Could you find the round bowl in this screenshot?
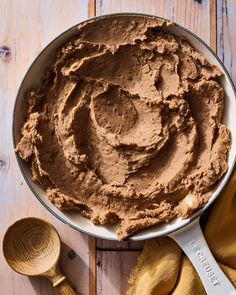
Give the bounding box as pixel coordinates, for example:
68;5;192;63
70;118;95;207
13;13;236;241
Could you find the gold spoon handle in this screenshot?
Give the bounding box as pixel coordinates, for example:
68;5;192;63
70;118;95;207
56;279;77;295
49;266;77;295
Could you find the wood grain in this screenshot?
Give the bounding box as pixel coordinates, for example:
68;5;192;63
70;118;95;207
217;0;236;84
88;0;96;17
0;1;89;294
210;0;217;51
96;251;139;295
96;239;143;250
96;0;211;44
89;236;97;295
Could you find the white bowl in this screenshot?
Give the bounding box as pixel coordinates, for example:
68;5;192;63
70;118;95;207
13;13;236;241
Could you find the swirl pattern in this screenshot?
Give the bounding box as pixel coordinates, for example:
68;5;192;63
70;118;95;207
17;16;230;239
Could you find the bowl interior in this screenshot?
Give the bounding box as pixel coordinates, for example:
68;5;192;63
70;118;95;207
13;14;236;241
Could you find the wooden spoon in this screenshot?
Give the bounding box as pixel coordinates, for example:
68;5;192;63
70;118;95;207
3;217;76;295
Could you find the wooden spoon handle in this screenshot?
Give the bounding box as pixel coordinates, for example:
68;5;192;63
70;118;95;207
56;279;77;295
48;265;77;295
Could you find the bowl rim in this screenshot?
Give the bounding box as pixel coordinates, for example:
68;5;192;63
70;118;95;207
12;12;236;241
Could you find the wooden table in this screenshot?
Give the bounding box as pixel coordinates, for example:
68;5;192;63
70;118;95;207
0;0;235;294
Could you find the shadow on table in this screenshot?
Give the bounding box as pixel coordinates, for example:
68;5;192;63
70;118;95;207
29;241;87;295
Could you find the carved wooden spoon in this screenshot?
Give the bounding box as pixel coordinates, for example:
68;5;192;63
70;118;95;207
3;217;76;295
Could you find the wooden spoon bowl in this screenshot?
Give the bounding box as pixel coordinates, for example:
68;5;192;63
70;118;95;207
3;217;76;295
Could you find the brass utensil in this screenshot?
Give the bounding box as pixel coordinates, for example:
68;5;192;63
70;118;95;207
3;217;76;295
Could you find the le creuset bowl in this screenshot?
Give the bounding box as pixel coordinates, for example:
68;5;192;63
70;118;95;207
13;14;236;294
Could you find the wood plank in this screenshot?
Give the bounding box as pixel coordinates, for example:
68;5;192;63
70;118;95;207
89;237;97;295
88;0;96;17
217;0;236;84
96;0;211;44
210;0;217;51
96;239;143;250
97;251;140;295
0;1;89;294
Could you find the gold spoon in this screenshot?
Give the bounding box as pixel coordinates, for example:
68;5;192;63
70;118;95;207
3;217;76;295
